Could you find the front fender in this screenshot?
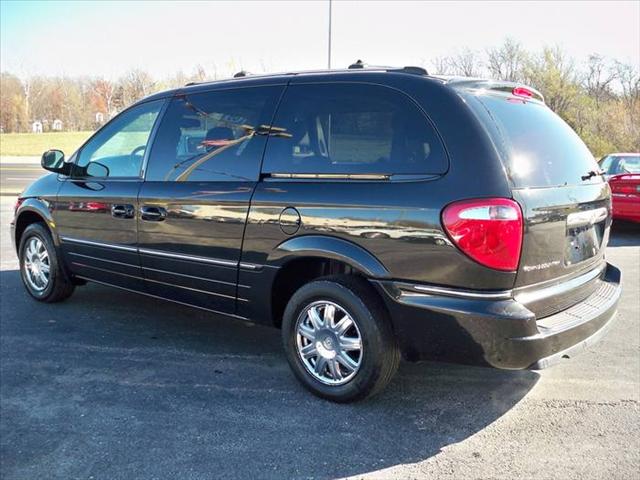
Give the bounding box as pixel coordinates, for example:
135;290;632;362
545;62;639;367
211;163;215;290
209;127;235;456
14;197;60;247
271;235;390;278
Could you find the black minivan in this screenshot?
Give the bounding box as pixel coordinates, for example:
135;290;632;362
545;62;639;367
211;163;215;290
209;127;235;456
11;66;622;402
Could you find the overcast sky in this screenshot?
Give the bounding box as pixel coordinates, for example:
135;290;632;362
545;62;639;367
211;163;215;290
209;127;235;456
1;0;638;79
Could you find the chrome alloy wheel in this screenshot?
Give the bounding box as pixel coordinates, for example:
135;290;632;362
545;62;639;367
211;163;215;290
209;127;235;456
23;237;50;292
295;300;363;386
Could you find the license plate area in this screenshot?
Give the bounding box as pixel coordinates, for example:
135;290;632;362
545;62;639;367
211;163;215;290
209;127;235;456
565;221;605;266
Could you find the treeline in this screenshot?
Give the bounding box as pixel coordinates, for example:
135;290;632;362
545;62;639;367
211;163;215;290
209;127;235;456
432;40;639;156
1;39;638;156
0;67;208;134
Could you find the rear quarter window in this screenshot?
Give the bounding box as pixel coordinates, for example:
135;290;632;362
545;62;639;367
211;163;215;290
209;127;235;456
262;83;448;176
468;93;601;188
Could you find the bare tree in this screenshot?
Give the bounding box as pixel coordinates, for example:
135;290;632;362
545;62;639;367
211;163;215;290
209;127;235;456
614;61;640;106
432;48;483;77
582;54;617;105
431;56;452;75
613;60;640;149
524;46;578;115
118;69;155;107
486;38;527;82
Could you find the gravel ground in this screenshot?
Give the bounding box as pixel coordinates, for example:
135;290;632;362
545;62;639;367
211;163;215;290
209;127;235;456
1;195;638;480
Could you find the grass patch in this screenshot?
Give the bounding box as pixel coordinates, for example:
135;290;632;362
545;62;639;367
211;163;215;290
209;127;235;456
0;131;93;157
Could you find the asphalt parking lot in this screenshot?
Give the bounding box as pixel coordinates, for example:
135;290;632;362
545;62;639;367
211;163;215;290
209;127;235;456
0;192;638;480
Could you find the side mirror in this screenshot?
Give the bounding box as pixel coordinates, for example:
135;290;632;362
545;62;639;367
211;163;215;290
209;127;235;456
41;149;70;175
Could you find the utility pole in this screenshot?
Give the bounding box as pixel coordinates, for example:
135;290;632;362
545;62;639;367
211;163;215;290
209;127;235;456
327;0;332;69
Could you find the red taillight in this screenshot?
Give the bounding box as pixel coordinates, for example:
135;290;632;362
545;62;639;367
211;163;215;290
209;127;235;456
609;176;640;194
442;198;523;271
613;184;637;194
512;87;534;99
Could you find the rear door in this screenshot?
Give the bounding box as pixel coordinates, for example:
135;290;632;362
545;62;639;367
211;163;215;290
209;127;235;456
466;93;611;304
239;81;450;321
137;85;284;314
54;99;164;291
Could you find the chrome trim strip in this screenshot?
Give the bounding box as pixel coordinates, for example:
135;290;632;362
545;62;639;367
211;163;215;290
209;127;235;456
68;252;139;269
71;261;145;281
268;173;390;181
60;236;137;253
138;248;238;268
74;263;236;300
239;262;260;271
74;276;249;321
566;207;608;227
514;263;606;306
62;236;265;271
141;265;238;287
143;276;236;300
411;284;513;300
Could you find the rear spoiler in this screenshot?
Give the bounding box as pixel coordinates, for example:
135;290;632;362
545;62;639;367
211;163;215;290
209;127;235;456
439;77;545;103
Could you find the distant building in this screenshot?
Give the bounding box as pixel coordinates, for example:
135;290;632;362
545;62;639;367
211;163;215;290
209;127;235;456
32;121;43;134
52;119;63;131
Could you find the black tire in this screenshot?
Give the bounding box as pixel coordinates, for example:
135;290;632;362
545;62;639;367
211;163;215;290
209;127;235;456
18;223;75;303
282;275;400;402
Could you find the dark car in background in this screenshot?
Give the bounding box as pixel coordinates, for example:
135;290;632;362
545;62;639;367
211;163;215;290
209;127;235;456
599;153;640;223
11;66;622;402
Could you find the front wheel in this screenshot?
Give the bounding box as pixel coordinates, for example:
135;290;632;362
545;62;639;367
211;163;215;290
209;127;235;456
19;223;75;302
282;276;400;402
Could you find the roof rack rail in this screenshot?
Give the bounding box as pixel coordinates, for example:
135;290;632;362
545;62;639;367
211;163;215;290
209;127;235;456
394;66;429;75
348;60;428;76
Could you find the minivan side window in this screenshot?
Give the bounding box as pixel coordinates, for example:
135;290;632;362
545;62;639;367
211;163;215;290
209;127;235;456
146;86;283;182
262;83;447;175
75;100;163;178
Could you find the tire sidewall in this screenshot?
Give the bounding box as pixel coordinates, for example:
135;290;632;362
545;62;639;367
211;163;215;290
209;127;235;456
19;224;59;301
282;279;389;402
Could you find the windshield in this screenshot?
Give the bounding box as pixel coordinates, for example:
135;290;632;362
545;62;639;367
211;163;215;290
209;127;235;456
468;93;601;188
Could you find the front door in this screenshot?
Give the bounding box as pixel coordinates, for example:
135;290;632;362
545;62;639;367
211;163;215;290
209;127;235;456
54;99;165;291
137;85;285;315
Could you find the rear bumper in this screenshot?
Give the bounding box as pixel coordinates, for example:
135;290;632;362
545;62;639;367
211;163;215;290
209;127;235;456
374;262;621;369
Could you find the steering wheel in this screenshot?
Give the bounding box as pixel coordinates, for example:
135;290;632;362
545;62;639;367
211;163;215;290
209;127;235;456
131;145;146;159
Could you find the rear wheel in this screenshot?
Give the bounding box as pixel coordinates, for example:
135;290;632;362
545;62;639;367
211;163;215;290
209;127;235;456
282;276;400;402
19;223;74;302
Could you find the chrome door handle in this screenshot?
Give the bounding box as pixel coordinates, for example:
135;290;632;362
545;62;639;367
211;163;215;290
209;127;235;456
111;204;135;218
140;205;167;221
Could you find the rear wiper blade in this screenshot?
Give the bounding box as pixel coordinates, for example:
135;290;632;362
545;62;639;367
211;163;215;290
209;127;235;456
581;169;605;181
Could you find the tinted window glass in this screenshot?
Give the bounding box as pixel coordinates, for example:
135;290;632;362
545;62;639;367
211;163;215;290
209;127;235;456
599;155;615;174
615;155;640;174
75;100;163;178
470;94;600;187
146;86;282;182
262;83;447;175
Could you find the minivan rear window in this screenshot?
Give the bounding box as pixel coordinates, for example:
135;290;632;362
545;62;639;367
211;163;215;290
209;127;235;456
468;94;601;188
